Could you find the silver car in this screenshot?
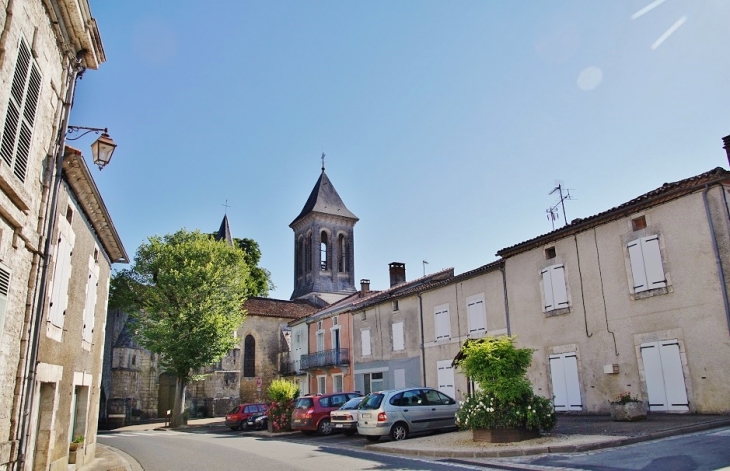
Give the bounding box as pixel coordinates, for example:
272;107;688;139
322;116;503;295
356;388;459;442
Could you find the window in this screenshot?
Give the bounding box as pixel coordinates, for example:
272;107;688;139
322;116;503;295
628;236;666;293
466;294;487;337
361;329;371;356
316;329;324;352
332;374;343;393
392;321;404;351
243;335;255;377
296;237;304;275
332;316;338;325
0;264;10;336
338;234;347;272
48;233;73;328
545;247;556;259
1;38;42;183
392;300;399;311
363;372;383;394
632;216;647;231
541;264;569;312
82;267;99;343
65;206;74;224
306;232;312;273
434;304;451;340
320;231;328;270
317;375;326;394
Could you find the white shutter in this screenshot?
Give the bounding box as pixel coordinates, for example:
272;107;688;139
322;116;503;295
49;234;72;327
394;368;406;389
641;343;667;410
549;355;567;409
316;331;324;352
434;305;451;340
82;270;98;343
550;353;582;411
0;266;10;335
563;354;582;408
641;236;666;290
642;340;688;412
436;360;455;399
392;322;404;351
361;329;371;356
628;239;648;292
550;265;569;308
466;297;486;337
541;268;554;310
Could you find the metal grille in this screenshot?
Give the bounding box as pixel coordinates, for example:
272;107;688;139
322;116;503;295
0;267;9;296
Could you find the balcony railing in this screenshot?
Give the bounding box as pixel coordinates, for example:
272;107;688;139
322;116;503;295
300;348;350;370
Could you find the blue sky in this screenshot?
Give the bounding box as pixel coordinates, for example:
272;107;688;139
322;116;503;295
72;1;730;300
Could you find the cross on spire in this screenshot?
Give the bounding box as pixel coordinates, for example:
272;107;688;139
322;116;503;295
222;199;231;215
321;152;326;172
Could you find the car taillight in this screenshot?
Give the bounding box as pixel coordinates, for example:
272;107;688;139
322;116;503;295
305;408;314;417
377;412;387;422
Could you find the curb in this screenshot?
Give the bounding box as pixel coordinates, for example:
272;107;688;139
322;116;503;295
364;418;730;458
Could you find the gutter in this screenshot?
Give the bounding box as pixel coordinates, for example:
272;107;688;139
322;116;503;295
702;183;730;335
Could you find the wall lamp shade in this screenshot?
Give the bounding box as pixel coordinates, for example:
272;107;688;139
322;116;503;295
91;132;117;170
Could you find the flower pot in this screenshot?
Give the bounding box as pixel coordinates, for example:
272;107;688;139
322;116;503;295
609;401;647;421
69;442;82;451
472;427;540;443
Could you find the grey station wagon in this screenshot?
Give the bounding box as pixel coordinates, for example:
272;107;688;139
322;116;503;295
356;387;459;441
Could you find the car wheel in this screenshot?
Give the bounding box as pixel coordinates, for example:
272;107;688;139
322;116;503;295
390;422;408;441
238;421;247;431
343;430;356;437
365;435;380;442
318;419;333;436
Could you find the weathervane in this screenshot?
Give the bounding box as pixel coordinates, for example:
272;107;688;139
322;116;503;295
321;152;326;171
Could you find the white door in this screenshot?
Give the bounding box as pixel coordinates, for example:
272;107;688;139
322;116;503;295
436;360;455;399
549;353;582;411
640;340;689;412
393;369;406;389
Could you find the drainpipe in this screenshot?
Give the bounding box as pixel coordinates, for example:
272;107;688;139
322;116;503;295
417;293;427;386
499;264;511;335
15;50;86;471
703;184;730;335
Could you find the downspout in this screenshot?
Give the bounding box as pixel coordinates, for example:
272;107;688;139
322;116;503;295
703;184;730;334
15;50;86;471
417;293;426;386
499;264;511;335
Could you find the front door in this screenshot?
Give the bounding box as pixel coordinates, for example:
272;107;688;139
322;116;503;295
641;340;689;412
549;352;582;411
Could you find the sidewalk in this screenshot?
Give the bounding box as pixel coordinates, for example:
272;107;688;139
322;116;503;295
79;414;730;470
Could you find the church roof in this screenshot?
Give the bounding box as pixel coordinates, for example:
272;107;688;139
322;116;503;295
216;214;233;245
290;170;358;227
243;297;319;319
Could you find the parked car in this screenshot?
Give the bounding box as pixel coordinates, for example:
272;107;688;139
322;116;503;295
330;396;366;436
356;388;458;442
291;392;362;435
225;403;268;430
246;411;268;430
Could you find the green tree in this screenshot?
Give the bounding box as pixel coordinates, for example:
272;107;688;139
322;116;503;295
110;229;251;427
206;234;275;297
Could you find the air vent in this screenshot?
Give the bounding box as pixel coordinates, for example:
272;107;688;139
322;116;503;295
0;267;10;296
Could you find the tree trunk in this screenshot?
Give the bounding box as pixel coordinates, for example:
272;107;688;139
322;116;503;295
170;377;187;428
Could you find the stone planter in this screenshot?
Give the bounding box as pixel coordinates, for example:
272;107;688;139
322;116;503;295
472;427;540;443
609;401;647;421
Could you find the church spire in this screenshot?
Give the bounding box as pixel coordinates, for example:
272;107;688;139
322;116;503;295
215;214;233;246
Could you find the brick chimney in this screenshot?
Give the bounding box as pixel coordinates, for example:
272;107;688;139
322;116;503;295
360;279;370;295
389;262;406;287
724;134;730;166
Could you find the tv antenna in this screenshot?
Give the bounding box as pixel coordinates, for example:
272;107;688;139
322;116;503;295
545;181;574;230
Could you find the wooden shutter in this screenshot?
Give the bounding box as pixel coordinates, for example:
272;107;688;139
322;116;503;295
641;340;688;412
82;270;98;343
541;267;554;310
435;306;451;340
550;265;569;308
641;236;666;289
628;239;648;292
436;360;455;399
48;234;72;327
0;265;10;335
467;297;486;337
549;353;582;411
392;322;404;351
361;329;371;356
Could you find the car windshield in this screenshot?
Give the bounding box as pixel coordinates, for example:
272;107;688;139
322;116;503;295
294;398;314;409
339;397;363;410
359;393;384;410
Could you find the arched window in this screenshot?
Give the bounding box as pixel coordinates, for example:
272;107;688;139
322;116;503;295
243;335;255;378
305;233;312;273
296;237;305;275
320;231;328;270
338;234;347;272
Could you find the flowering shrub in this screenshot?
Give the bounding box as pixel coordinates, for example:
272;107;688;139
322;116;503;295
266;379;299;432
454;336;556;432
611;391;640;404
455;391;556;431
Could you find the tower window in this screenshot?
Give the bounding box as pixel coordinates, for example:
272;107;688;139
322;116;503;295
320;231;328;270
305;233;312;273
243;335;255;377
338;234;347;273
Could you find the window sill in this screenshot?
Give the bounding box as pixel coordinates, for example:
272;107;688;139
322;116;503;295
632;286;669;300
545;307;571;318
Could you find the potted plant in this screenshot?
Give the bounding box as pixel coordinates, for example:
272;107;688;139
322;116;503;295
454;336;556;442
69;435;84;451
609;392;647;421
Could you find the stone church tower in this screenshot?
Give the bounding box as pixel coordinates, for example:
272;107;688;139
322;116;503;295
290;165;358;304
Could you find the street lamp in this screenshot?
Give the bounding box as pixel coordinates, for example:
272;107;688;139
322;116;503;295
67;125;117;169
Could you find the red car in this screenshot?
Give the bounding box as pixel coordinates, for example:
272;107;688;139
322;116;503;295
291;392;362;435
225;403;267;430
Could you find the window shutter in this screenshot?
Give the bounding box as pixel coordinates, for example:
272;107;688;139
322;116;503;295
392;322;404;351
361;329;371;356
49;234;72;327
550;265;569;308
541;267;554;310
393;368;406;389
641;236;666;289
467;298;486;336
628;240;648;292
436;360;455;398
0;266;11;335
549;355;567;409
82;270;98;343
435;307;450;340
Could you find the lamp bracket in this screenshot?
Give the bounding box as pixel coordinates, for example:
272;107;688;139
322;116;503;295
67;125;108;141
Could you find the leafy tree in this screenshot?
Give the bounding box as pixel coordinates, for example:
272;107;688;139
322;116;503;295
206;234;275;297
110;229;252;427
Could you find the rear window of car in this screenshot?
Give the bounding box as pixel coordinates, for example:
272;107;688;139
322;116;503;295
227;405;241;415
360;393;384;410
340;397;363;410
295;398;314;409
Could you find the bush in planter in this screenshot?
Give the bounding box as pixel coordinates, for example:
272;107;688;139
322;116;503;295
266;379;299;432
454;336;556;434
609;391;646;421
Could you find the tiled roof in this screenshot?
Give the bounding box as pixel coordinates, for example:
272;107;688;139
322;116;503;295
351;267;456;311
243;297;318;319
290;170;358;227
497;167;730;258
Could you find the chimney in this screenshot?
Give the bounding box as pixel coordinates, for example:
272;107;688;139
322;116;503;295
360;279;370;295
389;262;406;287
724;135;730;166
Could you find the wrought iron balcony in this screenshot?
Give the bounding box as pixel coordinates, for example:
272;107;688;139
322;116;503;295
300;348;350;370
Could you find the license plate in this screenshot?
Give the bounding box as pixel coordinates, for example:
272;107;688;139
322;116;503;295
362;413;371;418
335;424;343;428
